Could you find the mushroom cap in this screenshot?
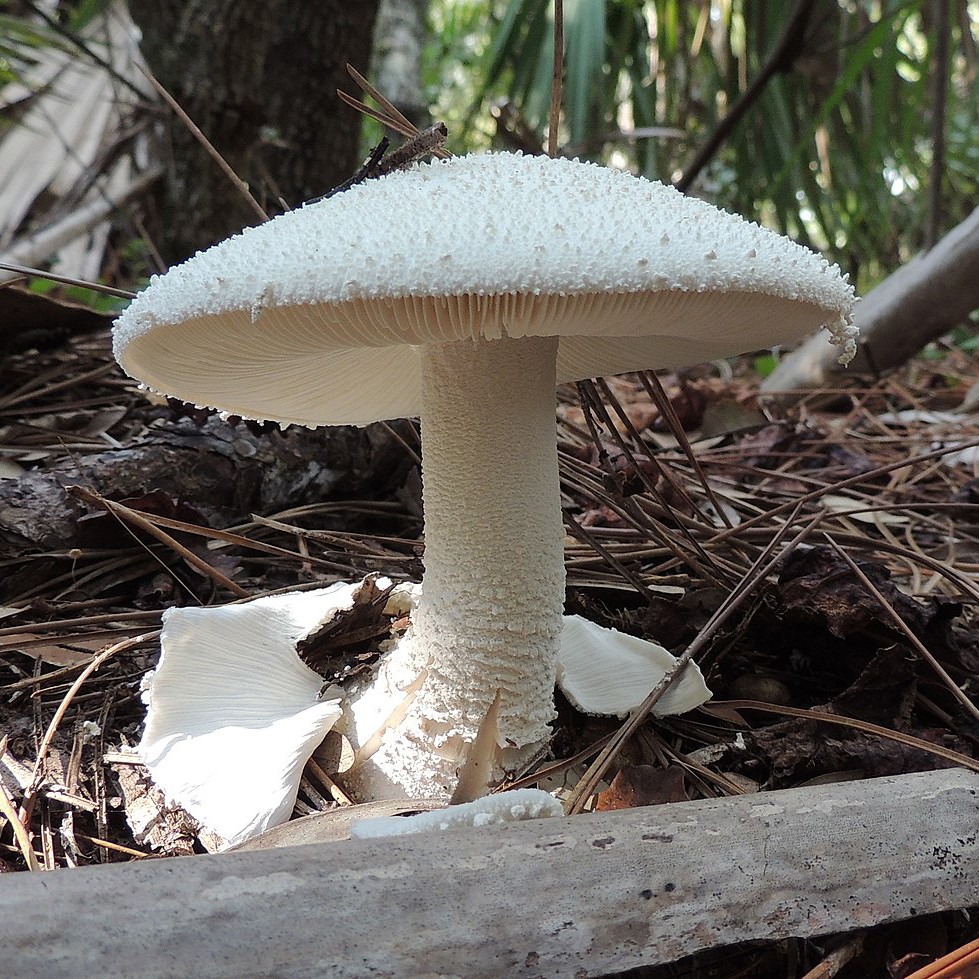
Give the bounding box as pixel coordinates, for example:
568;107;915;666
114;152;857;426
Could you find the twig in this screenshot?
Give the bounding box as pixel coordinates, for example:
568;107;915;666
638;371;734;529
586;377;719;545
330;64;452;208
19;632;159;830
0;752;40;871
337;89;420;140
345;64;421;143
307;138;390;204
800;934;865;979
67;486;250;598
572;381;727;585
675;0;817;192
703;437;979;552
377;420;422;468
316;123;448;206
502;733;616;792
0;261;135;299
905;936;979;979
563;513;663;599
547;0;564;157
0;610;163;639
137;65;269;223
374;124;449;176
0;361;115;411
341;64;451;160
306;758;353;807
330;69;450;202
74;834;153;860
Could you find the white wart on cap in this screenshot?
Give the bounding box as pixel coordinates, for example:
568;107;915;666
115;153;856;802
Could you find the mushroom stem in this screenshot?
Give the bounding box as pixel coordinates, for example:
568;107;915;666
417;334;566;743
348;334;565;799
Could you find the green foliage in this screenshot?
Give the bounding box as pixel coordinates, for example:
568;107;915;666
0;8;61;87
0;0;112;88
751;352;779;379
27;275;130;314
948;323;979;354
427;0;979;294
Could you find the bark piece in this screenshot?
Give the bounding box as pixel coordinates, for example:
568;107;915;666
1;768;976;976
0;415;405;559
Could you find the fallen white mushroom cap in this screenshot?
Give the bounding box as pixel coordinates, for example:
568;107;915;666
139;581;378;847
113;152;857;428
556;615;711;717
349;788;563;839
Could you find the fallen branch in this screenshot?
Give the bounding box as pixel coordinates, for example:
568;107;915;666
0;415;408;560
1;769;976;976
763;206;979;395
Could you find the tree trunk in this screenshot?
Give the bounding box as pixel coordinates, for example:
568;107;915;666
370;0;430;129
129;0;379;263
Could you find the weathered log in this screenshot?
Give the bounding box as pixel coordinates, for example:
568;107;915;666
0;414;411;559
1;768;976;977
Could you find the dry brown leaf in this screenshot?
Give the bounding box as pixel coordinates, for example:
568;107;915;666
595;764;688;811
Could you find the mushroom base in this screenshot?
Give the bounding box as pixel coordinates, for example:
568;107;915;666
343;335;566;800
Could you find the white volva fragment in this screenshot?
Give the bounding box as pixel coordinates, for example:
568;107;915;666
349;789;563;839
139;581;386;847
556;615;712;717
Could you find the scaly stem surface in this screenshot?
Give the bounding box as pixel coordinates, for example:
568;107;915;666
347;334;565;799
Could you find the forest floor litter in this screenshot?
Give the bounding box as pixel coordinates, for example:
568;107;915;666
2;305;979;977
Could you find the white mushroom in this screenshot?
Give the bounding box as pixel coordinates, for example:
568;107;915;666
138;578;706;844
114;152;857;801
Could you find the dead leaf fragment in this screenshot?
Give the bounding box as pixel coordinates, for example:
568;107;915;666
777;545;952;640
595;764;688;811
